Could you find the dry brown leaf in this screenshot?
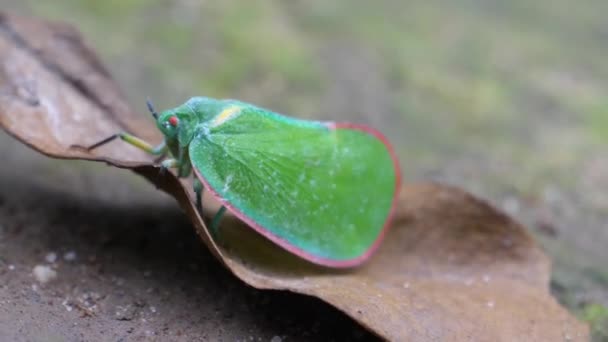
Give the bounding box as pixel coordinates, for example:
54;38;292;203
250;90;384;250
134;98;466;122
0;13;588;341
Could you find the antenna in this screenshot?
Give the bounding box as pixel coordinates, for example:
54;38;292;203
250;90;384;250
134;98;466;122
146;98;159;119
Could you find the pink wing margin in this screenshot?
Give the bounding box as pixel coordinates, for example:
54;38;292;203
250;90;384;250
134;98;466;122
193;122;402;268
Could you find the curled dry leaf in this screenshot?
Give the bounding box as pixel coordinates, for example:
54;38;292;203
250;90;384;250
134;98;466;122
0;13;588;341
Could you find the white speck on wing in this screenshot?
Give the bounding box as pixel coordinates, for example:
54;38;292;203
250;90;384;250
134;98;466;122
222;174;233;193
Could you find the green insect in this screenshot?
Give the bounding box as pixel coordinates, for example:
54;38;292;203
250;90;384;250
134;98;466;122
79;97;400;267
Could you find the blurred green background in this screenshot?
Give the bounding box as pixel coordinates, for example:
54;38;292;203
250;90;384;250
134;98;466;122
3;0;607;338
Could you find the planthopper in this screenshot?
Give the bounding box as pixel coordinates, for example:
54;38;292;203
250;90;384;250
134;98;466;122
75;97;401;267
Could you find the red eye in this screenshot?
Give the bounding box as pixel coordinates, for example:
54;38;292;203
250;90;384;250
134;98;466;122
168;116;179;127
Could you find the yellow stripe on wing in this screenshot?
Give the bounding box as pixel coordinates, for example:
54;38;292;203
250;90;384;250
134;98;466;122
211;105;242;127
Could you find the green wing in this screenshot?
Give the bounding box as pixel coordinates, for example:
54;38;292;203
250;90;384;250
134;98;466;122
189;106;399;266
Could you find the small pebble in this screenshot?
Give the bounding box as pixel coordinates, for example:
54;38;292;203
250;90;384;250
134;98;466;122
45;252;58;263
33;265;57;284
62;299;74;312
115;305;137;321
63;251;77;262
270;336;282;342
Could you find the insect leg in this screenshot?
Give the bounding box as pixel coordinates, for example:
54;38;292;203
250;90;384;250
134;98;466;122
176;148;192;178
72;133;167;155
154;151;168;164
160;158;178;169
211;206;227;235
193;178;204;215
154;158;178;184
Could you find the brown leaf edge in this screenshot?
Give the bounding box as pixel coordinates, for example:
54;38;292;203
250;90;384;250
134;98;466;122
0;13;588;341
